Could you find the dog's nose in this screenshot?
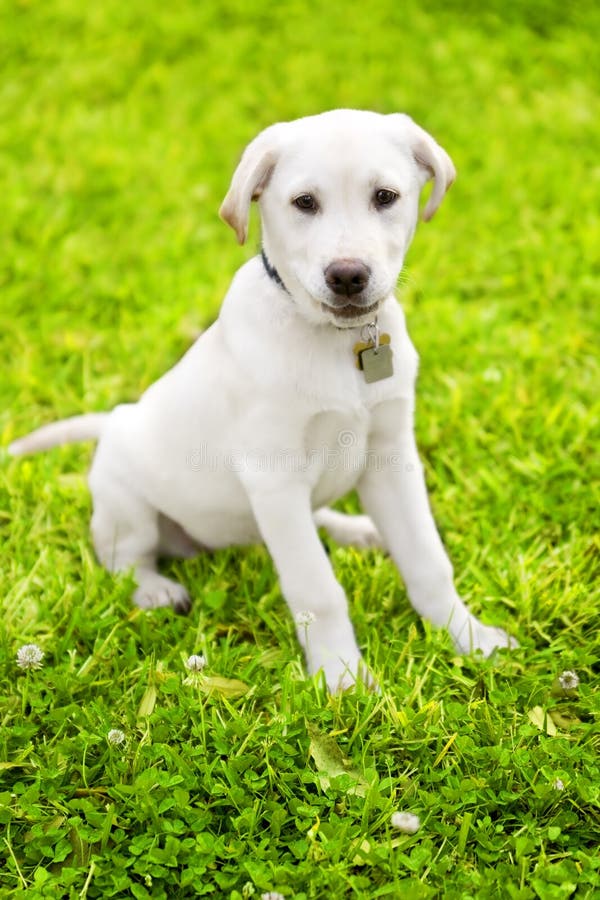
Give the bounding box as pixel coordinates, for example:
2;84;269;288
324;259;371;297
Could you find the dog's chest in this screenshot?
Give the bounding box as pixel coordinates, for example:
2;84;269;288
305;409;371;506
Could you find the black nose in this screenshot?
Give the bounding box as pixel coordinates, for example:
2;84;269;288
324;259;371;297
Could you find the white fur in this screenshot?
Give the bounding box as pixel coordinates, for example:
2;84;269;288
9;110;515;691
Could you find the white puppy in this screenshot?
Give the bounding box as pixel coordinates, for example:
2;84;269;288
10;109;515;691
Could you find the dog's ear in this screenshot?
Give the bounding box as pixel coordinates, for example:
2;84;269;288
389;114;456;221
219;125;282;244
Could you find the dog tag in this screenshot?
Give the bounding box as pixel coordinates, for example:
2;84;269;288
359;344;394;383
353;332;393;383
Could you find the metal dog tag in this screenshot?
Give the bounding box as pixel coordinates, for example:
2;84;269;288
353;323;394;384
359;344;394;383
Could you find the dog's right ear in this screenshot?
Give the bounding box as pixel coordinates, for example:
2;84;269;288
219;125;282;244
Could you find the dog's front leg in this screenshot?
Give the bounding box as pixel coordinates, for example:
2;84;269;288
246;481;367;692
358;404;514;655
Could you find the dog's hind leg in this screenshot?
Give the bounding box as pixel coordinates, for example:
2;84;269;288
89;463;191;613
314;507;385;550
157;513;202;559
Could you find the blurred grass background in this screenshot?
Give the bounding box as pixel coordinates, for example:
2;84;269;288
1;0;599;896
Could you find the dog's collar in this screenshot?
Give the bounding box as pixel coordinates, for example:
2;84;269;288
261;249;289;294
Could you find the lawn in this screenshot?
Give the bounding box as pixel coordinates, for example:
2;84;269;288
1;0;599;897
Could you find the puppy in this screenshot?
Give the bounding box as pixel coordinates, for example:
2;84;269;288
10;110;515;691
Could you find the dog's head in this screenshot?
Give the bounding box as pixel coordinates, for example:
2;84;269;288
220;110;455;328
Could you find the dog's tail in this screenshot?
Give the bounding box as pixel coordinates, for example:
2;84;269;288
8;413;109;456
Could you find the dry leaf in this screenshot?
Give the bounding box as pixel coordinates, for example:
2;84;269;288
137;683;157;718
307;723;369;797
198;676;250;698
527;706;558;736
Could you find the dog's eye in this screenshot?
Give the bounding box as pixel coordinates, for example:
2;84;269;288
293;194;318;213
374;189;399;208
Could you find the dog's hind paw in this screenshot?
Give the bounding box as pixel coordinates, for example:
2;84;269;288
316;509;384;549
133;573;191;614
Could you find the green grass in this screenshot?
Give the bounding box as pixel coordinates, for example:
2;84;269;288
1;0;599;897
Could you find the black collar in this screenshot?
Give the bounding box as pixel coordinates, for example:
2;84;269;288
261;249;289;294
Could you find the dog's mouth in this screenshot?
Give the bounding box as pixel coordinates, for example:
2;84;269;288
321;300;379;321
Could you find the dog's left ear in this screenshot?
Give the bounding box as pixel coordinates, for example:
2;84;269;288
219;125;282;244
389;114;456;221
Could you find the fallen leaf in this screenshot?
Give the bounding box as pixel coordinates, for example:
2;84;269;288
198;676;250;698
307;723;369;797
137;683;157;718
352;838;373;865
527;706;558;736
549;709;581;730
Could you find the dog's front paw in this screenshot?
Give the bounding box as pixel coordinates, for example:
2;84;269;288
317;657;378;694
133;573;191;613
452;616;518;657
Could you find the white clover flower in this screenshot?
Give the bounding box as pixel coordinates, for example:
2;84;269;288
558;670;579;691
553;778;565;791
295;611;316;627
107;729;126;746
185;654;207;672
261;893;285;900
16;643;45;670
482;366;503;384
391;811;421;834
